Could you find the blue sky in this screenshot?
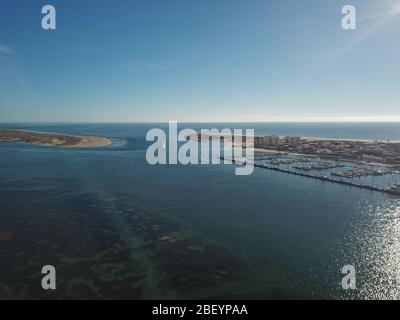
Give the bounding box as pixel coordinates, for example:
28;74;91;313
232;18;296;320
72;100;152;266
0;0;400;122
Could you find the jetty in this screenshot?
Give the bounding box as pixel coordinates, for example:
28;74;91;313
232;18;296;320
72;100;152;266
257;163;400;196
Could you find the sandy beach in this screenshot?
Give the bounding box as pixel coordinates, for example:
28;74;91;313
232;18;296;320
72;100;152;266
63;136;112;148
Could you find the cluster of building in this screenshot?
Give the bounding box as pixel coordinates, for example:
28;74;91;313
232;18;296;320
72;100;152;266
253;135;400;167
190;132;400;168
294;140;400;166
254;135;301;147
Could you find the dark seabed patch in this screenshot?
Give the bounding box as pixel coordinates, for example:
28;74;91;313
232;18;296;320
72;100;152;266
0;178;250;299
0;231;12;241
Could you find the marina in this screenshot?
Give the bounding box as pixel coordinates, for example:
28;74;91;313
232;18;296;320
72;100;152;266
230;152;400;196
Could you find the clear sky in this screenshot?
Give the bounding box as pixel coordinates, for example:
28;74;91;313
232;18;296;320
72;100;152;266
0;0;400;122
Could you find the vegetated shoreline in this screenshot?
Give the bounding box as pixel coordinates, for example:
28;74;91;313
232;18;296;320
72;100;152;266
0;129;111;148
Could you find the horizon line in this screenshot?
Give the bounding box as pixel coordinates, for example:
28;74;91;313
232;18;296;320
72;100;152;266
2;120;400;124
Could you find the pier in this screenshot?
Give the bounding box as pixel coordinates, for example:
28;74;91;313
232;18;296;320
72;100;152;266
255;163;400;196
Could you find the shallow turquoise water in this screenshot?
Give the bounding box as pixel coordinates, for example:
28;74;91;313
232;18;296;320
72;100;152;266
0;123;400;299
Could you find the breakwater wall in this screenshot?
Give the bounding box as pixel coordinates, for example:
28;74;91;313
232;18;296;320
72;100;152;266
254;164;400;196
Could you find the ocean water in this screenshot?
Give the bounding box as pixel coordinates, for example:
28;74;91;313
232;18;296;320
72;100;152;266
0;122;400;300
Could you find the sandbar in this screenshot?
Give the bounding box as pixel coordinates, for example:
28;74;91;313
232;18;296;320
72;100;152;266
0;129;111;148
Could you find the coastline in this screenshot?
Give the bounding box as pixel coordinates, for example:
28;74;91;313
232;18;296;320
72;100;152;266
0;129;111;148
61;136;111;148
189;133;400;144
301;136;400;143
189;132;400;168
